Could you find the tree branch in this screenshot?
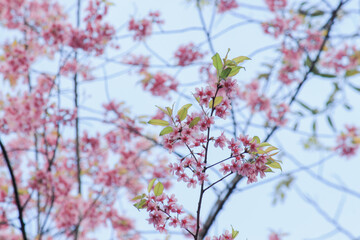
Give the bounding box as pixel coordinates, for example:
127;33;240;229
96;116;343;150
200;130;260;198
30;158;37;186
0;139;28;240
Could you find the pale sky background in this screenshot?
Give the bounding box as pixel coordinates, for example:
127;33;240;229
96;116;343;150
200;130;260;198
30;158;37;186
2;0;360;239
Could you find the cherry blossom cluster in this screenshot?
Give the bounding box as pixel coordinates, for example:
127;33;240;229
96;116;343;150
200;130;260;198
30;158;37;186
141;71;178;98
265;0;287;12
219;135;279;184
144;52;282;238
217;0;239;14
204;230;236;240
0;41;35;85
69;0;115;55
262;15;301;39
174;43;205;66
128;11;164;41
320;45;360;73
335;125;360;157
60;59;94;81
239;80;289;126
146;193;193;233
268;232;283;240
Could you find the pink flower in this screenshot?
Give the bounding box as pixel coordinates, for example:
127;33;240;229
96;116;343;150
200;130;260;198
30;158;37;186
128;11;164;41
174;43;204;66
265;0;287;12
214;132;227;149
217;0;239;13
335;125;360;157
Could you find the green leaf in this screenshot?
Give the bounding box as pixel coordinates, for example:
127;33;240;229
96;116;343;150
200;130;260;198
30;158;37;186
148;179;156;193
160;126;173;136
189;117;201;128
228;66;243;77
316;73;336;78
232;56;251;64
220;68;231;79
148;119;169;126
132;193;146;201
259;142;271;147
345;69;360;77
177;104;192;121
154;182;164;196
296;100;314;113
209;96;223;108
258;73;270;80
156;105;168;116
252;136;260;144
265;167;274;173
344;104;352;110
311;10;324;17
265;146;278;153
212;53;223;77
134;199;147;210
166;107;173;116
231;225;239;239
268;161;282;171
327;115;336;132
312;120;317;134
225;59;237;66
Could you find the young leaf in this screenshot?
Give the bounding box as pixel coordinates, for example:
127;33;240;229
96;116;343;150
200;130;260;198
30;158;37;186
268;161;282;171
252;136;260;144
156;105;168;116
220;68;231;79
209;96;223;108
231;225;239;239
265;146;278;153
160;126;173;136
345;69;360;77
189;117;201;128
315;72;336;78
132;193;146;201
154;182;164;196
148;119;169;126
148;179;156;193
259;142;271;147
166;107;173;116
134;199;147;210
212;53;223;77
327;115;336;132
225;59;237;66
232;56;251;64
177;104;192;121
228;66;243;77
311;10;324;16
312;120;317;134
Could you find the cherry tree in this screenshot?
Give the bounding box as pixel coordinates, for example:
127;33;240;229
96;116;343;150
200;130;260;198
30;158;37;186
0;0;360;239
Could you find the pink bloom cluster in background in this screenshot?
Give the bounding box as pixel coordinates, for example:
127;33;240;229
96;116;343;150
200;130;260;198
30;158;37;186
239;81;289;125
217;0;239;13
335;125;360;157
268;232;282;240
174;43;205;66
204;230;235;240
145;192;195;233
265;0;287;12
128;11;164;41
141;72;178;98
262;15;301;39
321;45;359;73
